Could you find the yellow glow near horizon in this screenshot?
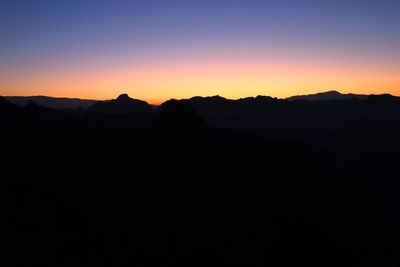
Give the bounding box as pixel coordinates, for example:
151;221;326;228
1;57;399;105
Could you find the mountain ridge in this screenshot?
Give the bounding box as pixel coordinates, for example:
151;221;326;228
286;90;369;101
88;93;154;114
4;90;399;110
5;95;97;109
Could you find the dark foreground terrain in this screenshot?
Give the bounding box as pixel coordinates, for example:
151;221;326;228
3;93;400;266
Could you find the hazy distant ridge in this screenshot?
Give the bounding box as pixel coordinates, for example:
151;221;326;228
286;90;368;101
5;96;97;109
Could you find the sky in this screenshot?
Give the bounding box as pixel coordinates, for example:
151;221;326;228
1;0;400;104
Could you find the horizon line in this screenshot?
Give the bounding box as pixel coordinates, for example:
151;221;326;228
3;89;399;105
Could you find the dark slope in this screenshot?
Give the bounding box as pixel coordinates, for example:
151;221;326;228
0;96;26;119
4;99;336;266
188;94;400;144
0;96;17;111
158;99;208;133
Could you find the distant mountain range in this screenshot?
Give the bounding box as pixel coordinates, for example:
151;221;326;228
3;91;397;110
286;90;368;101
5;95;97;109
4;91;399;148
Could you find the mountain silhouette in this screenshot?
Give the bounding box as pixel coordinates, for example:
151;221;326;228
287;90;368;101
89;93;154;114
4;91;400;266
367;93;400;103
185;93;400;163
0;96;24;119
25;100;40;108
4;91;395;110
0;96;11;107
5;95;97;109
158;99;208;133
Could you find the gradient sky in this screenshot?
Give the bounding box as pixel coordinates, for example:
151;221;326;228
1;0;400;103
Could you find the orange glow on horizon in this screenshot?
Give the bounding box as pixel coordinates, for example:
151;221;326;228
1;56;399;105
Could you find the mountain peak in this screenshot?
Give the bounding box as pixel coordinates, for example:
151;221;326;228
89;94;153;114
116;93;131;101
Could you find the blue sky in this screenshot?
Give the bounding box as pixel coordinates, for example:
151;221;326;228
1;0;399;101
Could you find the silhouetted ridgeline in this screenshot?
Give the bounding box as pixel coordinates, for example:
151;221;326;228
88;93;154;114
286;90;368;101
3;93;400;266
5;95;97;109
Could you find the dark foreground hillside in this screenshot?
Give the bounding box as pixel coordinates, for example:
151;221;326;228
3;94;400;266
